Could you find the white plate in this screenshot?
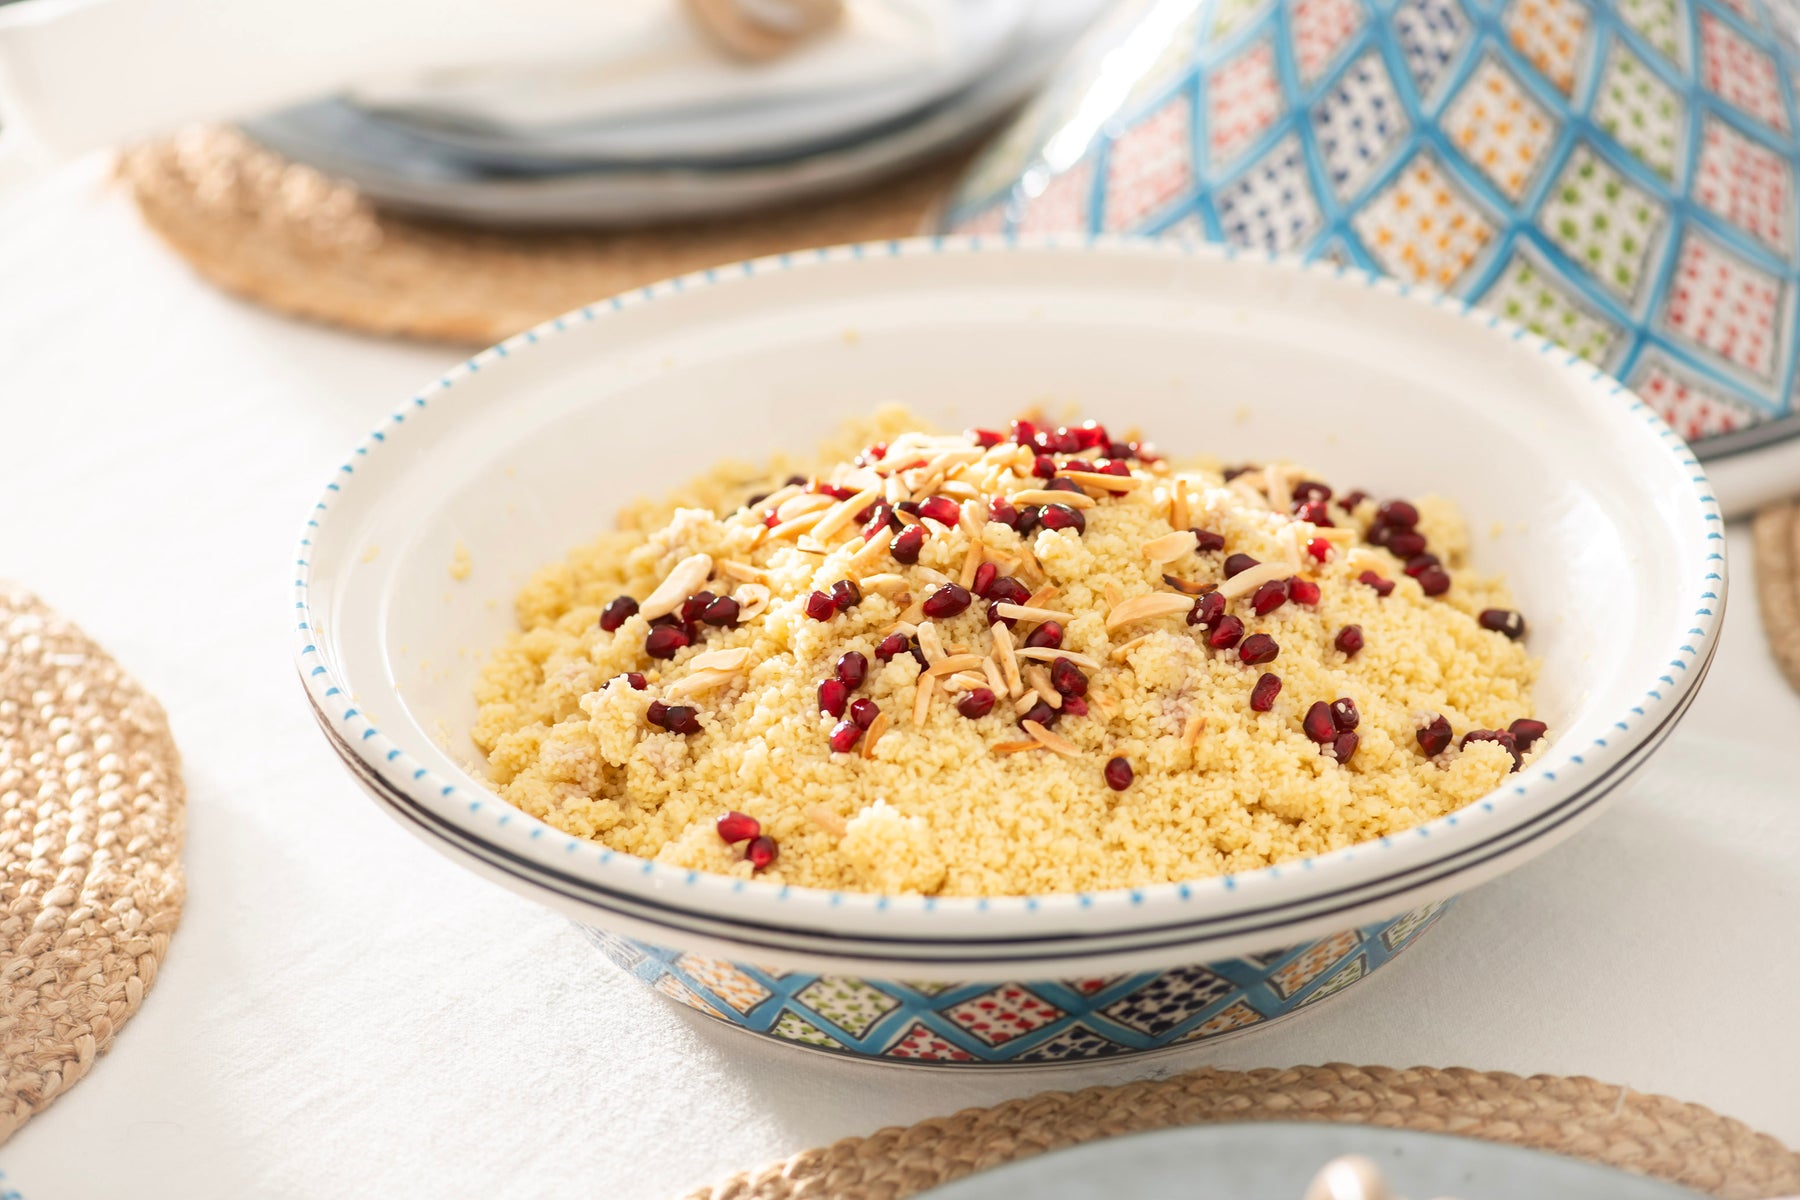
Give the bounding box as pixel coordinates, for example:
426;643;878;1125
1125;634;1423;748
294;238;1724;979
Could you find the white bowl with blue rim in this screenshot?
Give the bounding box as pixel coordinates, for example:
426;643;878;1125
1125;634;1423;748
940;0;1800;515
294;236;1723;1065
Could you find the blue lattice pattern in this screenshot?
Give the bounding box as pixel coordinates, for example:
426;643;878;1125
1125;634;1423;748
943;0;1800;449
583;901;1450;1064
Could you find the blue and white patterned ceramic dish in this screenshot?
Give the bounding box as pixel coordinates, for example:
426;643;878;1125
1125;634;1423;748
940;0;1800;513
295;238;1722;1064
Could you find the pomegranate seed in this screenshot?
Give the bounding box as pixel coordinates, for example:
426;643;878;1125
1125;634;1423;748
1016;506;1043;534
897;500;922;516
1293;499;1333;527
1415;566;1451;596
717;811;760;843
1289;577;1321;605
785;474;809;487
989;577;1031;607
1509;718;1548;753
908;640;929;670
662;705;702;735
866;441;889;462
1207;614;1245;649
746;835;779;871
1192;529;1227;553
1222;464;1255;481
969;427;1004;448
1050;657;1088;697
875;632;910;662
1033;454;1057;479
1303;702;1336;743
849;698;880;729
1376;499;1419;528
1095;459;1132;477
1224;553;1259;578
1046;477;1085;495
830;579;863;611
1108;441;1140;461
646;700;669;727
804;591;836;621
599;596;639;631
1330;697;1359;731
1357;571;1394;597
1104;756;1134;791
1329;730;1360;764
1368;523;1395;548
622;672;648;690
1335;624;1364;657
862;503;896;539
679;591;716;625
829;721;863;753
1306;538;1331;562
956;688;996;719
1024;621;1064;650
1011;419;1039;446
1341;490;1369;511
1250;672;1281;712
1047;427;1081;454
892;525;926;564
818;677;849;718
1238;633;1280;664
746;490;770;509
836;651;867;688
922;583;972;618
972;562;999;598
1189;591;1226;628
1038;504;1085;534
1480;609;1527;639
1462;728;1522;771
987;602;1012;627
1387;529;1428;558
1251;578;1289;616
700;596;740;626
919;496;962;526
762;510;782;528
645;625;690;658
1062;695;1089;717
1074;420;1110;449
1018;699;1057;729
1292;480;1332;503
988;497;1021;529
1402;553;1441;578
1416;715;1453;757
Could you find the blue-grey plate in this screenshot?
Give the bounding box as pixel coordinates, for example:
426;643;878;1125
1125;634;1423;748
915;1123;1706;1199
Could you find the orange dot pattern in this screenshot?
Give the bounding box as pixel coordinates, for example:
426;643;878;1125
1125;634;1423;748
1505;0;1588;94
1443;58;1556;201
1351;155;1496;286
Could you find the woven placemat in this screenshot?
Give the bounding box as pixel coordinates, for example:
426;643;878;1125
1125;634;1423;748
117;126;964;345
1753;501;1800;695
687;1064;1800;1200
0;584;186;1143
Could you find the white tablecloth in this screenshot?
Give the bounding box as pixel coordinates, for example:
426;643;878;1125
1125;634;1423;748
1;160;1796;1199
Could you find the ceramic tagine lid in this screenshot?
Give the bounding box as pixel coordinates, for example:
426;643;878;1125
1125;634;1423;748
941;0;1800;514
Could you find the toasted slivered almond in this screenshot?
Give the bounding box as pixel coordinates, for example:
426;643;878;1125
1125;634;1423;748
858;572;909;597
992;739;1042;755
768;509;827;540
775;492;834;523
946;642;971;655
1229;477;1269;508
1016;647;1104;670
924;654;986;679
959;502;986;540
981;655;1007;696
1009;488;1096;509
1314;525;1357;542
1142;529;1199;564
912;673;935;727
1264;464;1291;512
917;621;946;664
897;596;927;624
1092;691;1120;719
810;486;882;543
1013;542;1045;583
1012;444;1037;475
1182;712;1208;749
913;565;953;588
996;602;1074;624
861;711;890;758
883;474;908;504
732;583;771;622
718;561;768;585
1023;665;1061;708
939;671;990;693
1022;719;1081;757
688;647;751;672
753;483;803;513
795;537;831;555
958;539;984;589
938;479;981;501
1011;691;1040;716
807;803;849;836
1216;560;1290;600
745;525;769;551
920;446;983;479
992;623;1024;697
662;668;736;699
1170;488;1190;532
1060;470;1141;493
1024;584;1061;609
1104;582;1124;608
850;525;895;568
639;553;714;620
840;465;883;493
1109;633;1153;662
1104;593;1193;630
1161;574;1212;597
887;620;920;638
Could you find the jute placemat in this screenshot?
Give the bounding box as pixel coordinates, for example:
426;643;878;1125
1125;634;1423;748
117;126;963;345
1753;501;1800;695
686;1064;1800;1200
0;584;186;1143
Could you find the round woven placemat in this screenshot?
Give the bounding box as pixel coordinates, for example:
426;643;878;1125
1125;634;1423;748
117;126;964;345
1753;500;1800;695
686;1064;1800;1200
0;584;186;1144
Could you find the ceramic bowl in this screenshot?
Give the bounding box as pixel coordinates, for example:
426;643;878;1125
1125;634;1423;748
939;0;1800;513
295;237;1723;1064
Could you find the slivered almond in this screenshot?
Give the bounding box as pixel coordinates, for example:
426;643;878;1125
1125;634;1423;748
1142;530;1199;564
885;619;920;638
938;479;981;501
753;484;803;512
912;673;935;727
768;510;827;540
1110;633;1153;662
1060;470;1141;493
884;474;908;504
914;565;953;588
1216;560;1290;600
1016;647;1104;669
861;711;890;758
718;561;769;584
1104;593;1193;630
810;486;882;543
1161;574;1212;597
1104;582;1124;608
1092;691;1120;718
993;623;1024;697
639;553;714;619
995;602;1074;624
946;642;971;655
858;572;909;597
1021;719;1081;757
920;447;982;479
687;647;751;672
850;525;895;568
1314;526;1357;543
1182;712;1208;749
917;622;946;664
806;803;848;836
775;492;834;522
1009;488;1096;509
924;654;986;679
1170;488;1190;532
1011;691;1040;716
992;739;1042;755
1264;464;1291;512
939;671;990;693
663;668;736;699
1024;584;1061;609
1014;542;1045;583
1024;666;1061;709
897;596;927;624
959;501;986;539
732;583;771;622
958;538;983;589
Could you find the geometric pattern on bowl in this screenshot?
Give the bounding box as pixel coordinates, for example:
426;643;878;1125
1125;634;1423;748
943;0;1800;456
581;901;1451;1065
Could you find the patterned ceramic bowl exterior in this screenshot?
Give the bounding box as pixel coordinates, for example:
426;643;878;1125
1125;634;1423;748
584;902;1449;1064
942;0;1800;463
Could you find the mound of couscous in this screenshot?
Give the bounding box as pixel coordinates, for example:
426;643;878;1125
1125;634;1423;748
473;408;1542;896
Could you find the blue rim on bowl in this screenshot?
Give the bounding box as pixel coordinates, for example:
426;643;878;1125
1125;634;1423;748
293;235;1725;980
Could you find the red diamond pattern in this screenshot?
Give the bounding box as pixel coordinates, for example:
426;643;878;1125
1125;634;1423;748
1103;97;1194;232
1694;120;1792;255
1664;233;1785;379
1017;162;1094;235
1210;43;1282;167
885;1022;976;1062
1634;357;1762;439
1700;13;1788;132
946;985;1067;1046
1292;0;1363;82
